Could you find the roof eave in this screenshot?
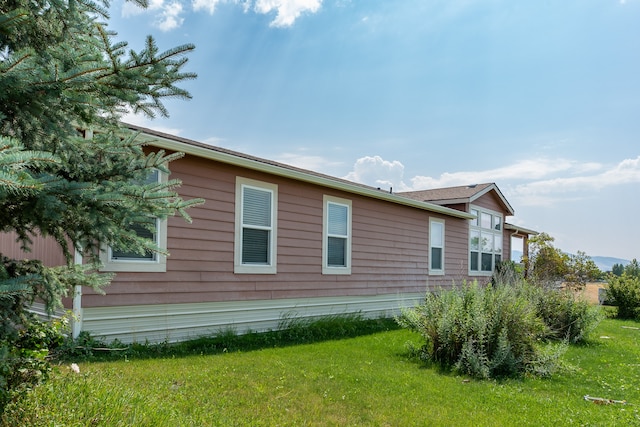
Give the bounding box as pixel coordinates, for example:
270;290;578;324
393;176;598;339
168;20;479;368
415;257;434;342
505;223;539;235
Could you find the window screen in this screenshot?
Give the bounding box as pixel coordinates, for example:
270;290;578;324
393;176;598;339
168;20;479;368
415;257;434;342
430;220;444;271
327;202;348;267
241;186;273;265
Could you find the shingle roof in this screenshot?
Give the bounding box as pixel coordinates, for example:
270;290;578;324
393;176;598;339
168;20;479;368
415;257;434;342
397;183;515;216
398;183;495;203
123;123;476;220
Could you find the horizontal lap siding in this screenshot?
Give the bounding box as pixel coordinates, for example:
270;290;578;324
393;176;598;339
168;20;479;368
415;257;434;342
86;154;471;308
0;231;67;266
443;213;470;279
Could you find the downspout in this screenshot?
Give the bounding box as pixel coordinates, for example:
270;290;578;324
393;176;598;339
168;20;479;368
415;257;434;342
71;247;83;339
71;128;93;339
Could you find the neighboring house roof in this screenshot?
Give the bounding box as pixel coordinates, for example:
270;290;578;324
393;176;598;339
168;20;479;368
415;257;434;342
124;123;475;220
397;183;515;216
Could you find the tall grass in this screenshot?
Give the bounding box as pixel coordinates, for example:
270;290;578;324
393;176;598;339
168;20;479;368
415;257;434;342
55;313;399;362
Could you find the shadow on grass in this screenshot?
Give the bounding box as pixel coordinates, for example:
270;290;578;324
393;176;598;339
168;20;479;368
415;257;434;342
54;314;401;363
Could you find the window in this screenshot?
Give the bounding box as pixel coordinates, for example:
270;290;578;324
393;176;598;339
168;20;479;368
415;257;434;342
429;219;445;274
234;177;278;274
469;205;503;275
100;169;167;272
323;195;351;275
110;222;158;261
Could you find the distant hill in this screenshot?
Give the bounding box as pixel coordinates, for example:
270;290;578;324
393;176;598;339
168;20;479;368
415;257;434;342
511;251;630;273
590;256;631;272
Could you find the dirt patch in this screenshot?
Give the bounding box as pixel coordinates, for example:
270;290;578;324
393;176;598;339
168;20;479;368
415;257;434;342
578;283;606;305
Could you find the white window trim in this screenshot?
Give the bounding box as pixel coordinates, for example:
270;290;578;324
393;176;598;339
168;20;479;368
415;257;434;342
234;177;278;274
100;171;168;273
429;218;445;276
469;205;503;276
322;195;352;275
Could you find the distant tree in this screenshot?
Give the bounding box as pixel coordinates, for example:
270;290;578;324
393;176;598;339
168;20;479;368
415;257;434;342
624;259;640;278
527;233;569;287
612;263;625;276
606;272;640;320
564;251;602;290
527;233;601;290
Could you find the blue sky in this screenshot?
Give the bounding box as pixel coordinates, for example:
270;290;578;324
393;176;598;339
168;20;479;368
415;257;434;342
109;0;640;261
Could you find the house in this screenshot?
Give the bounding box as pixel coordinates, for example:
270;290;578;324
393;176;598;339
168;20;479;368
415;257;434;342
1;124;536;344
397;185;537;272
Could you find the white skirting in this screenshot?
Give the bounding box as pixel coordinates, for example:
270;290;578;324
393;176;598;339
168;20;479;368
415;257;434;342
81;293;424;344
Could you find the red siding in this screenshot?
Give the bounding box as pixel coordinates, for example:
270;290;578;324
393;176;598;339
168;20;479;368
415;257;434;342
82;154;476;307
0;231;67;267
473;191;506;213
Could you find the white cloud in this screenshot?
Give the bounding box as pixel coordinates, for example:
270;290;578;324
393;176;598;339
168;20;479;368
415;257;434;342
342;154;640;208
254;0;322;27
156;2;185;31
122;0;321;30
192;0;225;14
510;156;640;199
123;0;185;31
343;155;410;192
123;0;165;17
409;158;580;190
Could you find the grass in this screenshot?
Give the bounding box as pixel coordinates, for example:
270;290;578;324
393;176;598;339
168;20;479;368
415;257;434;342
3;317;640;426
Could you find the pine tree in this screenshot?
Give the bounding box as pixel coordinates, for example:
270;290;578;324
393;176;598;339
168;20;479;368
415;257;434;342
0;0;202;408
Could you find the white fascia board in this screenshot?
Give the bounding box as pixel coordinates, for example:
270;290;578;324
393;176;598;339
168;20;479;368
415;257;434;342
139;132;474;220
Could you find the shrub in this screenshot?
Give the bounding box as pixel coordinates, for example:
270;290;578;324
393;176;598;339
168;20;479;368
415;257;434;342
606;273;640;320
0;313;67;413
491;269;602;344
397;281;560;379
525;285;602;343
397;278;602;379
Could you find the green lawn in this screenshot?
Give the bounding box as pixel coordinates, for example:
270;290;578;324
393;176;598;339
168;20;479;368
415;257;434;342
3;318;640;426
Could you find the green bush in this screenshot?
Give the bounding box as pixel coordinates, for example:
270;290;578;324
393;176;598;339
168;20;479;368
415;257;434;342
397;279;602;379
0;313;67;413
606;273;640;320
398;281;559;379
527;286;602;343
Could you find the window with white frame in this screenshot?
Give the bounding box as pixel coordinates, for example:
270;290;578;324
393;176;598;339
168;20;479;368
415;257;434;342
469;206;503;274
234;177;278;274
100;169;167;272
429;219;445;274
323;195;351;275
